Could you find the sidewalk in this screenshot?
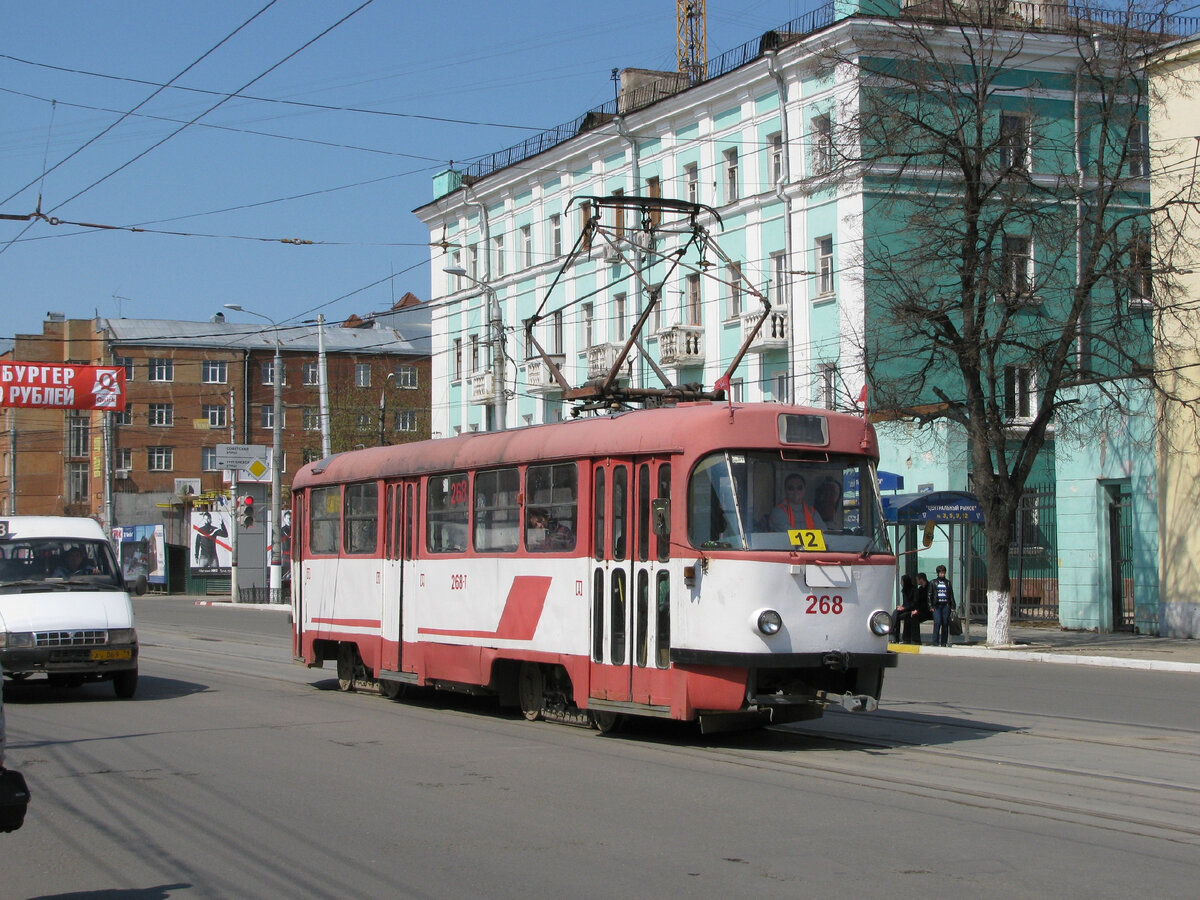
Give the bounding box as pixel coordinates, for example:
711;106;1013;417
890;621;1200;673
179;595;1200;674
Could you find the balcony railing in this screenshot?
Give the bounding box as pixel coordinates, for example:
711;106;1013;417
586;343;625;379
657;325;705;367
740;308;789;352
525;355;565;394
468;370;496;404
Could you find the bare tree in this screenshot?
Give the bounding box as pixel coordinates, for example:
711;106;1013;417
825;1;1198;643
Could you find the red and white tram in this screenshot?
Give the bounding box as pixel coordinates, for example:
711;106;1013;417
290;402;897;732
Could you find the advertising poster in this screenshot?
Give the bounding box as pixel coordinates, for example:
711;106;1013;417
268;509;293;585
112;524;166;586
191;509;232;575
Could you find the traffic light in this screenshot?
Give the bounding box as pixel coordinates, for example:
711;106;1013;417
238;495;254;528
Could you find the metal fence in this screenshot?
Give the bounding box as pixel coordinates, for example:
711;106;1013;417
969;483;1059;622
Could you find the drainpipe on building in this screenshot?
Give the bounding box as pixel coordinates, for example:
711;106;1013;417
615;106;644;392
462;184;505;429
766;49;796;402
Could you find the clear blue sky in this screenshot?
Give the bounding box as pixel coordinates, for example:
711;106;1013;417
1;0;819;342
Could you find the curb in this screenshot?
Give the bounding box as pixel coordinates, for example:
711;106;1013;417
194;600;290;612
890;641;1200;674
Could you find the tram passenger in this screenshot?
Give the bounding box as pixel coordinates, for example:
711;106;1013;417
527;508;572;551
814;478;843;528
768;474;827;532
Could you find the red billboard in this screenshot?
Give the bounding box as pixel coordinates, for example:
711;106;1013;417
0;362;126;411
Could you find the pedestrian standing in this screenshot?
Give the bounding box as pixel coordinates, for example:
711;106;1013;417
930;564;955;647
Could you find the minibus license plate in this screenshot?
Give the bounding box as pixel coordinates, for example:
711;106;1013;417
91;648;131;661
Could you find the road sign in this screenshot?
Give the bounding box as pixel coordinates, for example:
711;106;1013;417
215;443;269;471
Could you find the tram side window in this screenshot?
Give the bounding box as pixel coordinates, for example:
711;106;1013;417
310;486;341;555
427;473;469;553
475;468;520;552
344;482;378;554
526;463;577;553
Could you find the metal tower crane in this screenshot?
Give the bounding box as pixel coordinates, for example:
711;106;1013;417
677;0;706;85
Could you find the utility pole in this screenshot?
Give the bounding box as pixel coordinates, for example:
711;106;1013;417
318;314;331;458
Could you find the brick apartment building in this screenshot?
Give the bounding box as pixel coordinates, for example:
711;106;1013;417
1;299;431;541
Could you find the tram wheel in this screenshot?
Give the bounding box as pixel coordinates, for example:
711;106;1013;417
336;644;358;692
590;710;623;734
378;679;404;701
517;662;544;721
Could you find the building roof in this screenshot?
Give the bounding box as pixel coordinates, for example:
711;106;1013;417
99;316;425;357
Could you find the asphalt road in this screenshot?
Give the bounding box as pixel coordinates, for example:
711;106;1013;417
1;597;1197;899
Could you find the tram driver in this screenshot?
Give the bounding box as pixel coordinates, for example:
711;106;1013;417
769;474;827;532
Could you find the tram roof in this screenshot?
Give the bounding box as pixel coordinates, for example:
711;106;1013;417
292;402;879;488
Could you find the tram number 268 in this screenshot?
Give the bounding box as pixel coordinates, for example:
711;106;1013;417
805;594;844;615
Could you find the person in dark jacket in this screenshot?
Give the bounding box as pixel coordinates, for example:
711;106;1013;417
892;574;920;644
930;564;956;646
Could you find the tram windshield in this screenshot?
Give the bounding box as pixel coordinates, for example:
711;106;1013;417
687;451;891;554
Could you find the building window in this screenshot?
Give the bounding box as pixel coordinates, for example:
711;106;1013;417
115;447;132;471
686;274;702;326
394;409;417;432
1128;233;1153;306
1129;122;1150;178
684;162;699;204
355;412;373;431
67;462;88;504
646;175;662;226
613;292;627;341
611;188;626;239
114;356;134;381
999;113;1030;172
453;338;463;381
819;364;838;409
811;114;832;175
492;233;505;278
815;236;834;297
770;250;787;301
66;414;89;458
582;303;594;349
148;358;173;382
520;224;533;269
551;311;564;355
549;214;562;258
470;335;481;374
355;363;371;388
201;446;219;471
579;199;594;250
729;377;744;403
202;403;226;429
149;403;174;427
768;131;783;184
725;263;743;319
148;447;173;472
467;243;479;280
1002;235;1033;299
1004;365;1036;422
395;365;418;388
723;148;739;203
302;407;319;431
773;372;791;404
202;360;227;384
261;360;278;385
261;404;283;430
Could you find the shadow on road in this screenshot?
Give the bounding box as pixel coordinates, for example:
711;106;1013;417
2;674;209;704
29;884;191;900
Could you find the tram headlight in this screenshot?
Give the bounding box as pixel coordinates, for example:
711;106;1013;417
869;609;892;636
755;609;783;636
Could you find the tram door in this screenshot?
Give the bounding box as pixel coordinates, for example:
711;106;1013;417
380;480;419;672
590;458;670;705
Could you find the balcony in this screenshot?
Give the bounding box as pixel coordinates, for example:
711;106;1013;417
468;370;496;404
740;308;789;353
525;355;565;394
657;325;704;367
586;343;625;380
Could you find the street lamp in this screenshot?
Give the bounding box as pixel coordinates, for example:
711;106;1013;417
445;267;506;430
224;303;284;600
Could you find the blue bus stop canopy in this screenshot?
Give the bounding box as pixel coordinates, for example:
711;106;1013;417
881;491;984;525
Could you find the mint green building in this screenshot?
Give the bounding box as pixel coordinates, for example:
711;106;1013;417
416;2;1178;633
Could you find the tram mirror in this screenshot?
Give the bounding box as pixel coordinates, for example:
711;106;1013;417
651;498;671;536
922;521;936;548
